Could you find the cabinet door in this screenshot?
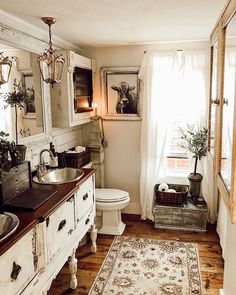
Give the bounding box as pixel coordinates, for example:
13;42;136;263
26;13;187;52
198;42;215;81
75;176;94;222
220;12;236;192
46;197;75;262
208;40;219;158
0;228;37;295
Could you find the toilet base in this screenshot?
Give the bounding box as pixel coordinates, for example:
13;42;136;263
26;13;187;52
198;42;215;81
96;209;126;235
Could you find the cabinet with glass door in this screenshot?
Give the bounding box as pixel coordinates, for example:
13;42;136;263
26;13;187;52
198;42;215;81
209;0;236;222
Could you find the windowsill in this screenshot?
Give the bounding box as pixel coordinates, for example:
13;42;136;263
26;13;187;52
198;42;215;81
163;174;189;185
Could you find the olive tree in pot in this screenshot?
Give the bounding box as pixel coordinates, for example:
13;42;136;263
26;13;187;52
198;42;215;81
4;79;32;165
179;125;208;201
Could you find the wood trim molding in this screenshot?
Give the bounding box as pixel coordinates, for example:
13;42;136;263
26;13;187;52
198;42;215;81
217;175;230;214
0;9;80;52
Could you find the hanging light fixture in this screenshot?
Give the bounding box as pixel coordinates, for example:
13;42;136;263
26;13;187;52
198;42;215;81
37;17;65;87
0;52;12;86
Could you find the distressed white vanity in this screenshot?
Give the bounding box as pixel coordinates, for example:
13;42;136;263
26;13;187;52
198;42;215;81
0;169;97;295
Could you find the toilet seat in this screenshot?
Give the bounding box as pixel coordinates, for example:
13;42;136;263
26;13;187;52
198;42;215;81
95;189;129;203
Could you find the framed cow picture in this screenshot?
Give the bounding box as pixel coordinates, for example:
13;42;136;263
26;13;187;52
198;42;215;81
101;66;141;120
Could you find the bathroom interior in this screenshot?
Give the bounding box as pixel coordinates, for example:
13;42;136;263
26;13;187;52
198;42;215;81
0;0;236;294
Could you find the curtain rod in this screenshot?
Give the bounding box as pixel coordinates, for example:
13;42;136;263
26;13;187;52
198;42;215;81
144;49;184;54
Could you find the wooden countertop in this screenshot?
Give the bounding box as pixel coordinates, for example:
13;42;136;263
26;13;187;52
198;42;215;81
0;168;95;256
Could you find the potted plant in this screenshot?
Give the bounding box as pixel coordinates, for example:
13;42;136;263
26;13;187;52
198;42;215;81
3;79;32;165
179;124;208;199
0;131;15;210
0;131;13;181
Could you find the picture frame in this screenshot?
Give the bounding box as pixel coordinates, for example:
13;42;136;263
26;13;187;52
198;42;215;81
101;66;141;120
21;69;36;119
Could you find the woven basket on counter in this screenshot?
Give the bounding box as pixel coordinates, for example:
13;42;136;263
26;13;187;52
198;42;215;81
154;184;188;206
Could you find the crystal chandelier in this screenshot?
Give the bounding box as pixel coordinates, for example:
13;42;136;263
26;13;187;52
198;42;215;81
37;17;65;87
0;52;12;86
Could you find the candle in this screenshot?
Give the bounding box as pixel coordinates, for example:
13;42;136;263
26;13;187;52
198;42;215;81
93;103;98;116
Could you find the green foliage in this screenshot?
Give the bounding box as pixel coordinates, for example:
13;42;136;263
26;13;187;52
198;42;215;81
0;131;12;181
179;124;208;175
3;79;32;145
4;83;31;109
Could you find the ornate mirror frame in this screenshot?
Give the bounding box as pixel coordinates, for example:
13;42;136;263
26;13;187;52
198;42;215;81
0;24;52;148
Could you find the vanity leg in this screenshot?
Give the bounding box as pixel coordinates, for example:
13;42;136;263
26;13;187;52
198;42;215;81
68;249;78;289
90;224;97;253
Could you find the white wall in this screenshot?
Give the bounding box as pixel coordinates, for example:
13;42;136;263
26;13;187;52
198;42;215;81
82;40;209;214
217;199;236;295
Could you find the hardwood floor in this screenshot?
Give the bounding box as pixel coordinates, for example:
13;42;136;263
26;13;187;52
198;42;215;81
48;215;224;295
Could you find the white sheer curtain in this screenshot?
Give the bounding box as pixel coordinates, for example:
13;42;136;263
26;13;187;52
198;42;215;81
139;50;214;221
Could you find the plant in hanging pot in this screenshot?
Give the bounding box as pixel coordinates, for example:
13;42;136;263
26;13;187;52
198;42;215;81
3;79;32;165
179;124;208;199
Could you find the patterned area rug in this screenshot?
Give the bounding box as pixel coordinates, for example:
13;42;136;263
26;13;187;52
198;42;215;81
89;236;202;295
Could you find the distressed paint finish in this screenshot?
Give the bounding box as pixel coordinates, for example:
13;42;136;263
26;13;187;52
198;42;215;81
153;198;208;232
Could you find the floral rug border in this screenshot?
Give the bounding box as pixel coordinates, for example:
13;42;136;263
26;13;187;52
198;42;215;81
89;236;202;295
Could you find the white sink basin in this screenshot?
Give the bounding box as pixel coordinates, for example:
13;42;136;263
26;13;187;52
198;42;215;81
33;167;84;185
0;212;19;242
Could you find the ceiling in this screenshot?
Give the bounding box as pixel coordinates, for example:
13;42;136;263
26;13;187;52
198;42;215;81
0;0;227;47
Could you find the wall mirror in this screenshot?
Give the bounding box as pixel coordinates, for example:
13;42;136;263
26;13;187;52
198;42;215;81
209;40;218;157
0;24;52;147
220;12;236;192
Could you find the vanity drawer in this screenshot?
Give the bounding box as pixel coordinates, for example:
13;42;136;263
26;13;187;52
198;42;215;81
46;197;75;262
77;207;96;240
75;176;94;221
0;228;38;295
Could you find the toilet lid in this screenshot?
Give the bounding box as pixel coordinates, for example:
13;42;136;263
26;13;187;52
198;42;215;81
95;189;129;203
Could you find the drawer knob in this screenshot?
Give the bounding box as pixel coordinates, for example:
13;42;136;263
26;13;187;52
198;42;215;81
83;193;88;201
58;219;67;231
85;218;90;225
11;262;22;281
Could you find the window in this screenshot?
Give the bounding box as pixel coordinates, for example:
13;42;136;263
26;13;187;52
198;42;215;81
152;51;208;177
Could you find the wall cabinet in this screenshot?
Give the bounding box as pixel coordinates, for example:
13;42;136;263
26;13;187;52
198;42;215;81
51;51;94;128
209;0;236;222
0;173;97;294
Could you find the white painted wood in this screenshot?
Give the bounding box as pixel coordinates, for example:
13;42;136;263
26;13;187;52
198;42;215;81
0;229;37;295
0;173;97;295
52;126;83;153
50;50;93;128
75;176;94;221
0;9;79;52
0;23;53;148
69;51;92;69
90;224;97;253
46;197;75;262
68;249;78;289
219;289;225;295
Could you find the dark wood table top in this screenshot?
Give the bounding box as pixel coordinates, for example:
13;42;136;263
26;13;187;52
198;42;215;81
0;168;95;256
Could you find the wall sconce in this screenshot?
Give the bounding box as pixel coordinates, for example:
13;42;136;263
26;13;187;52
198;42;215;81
37;17;65;87
0;52;12;86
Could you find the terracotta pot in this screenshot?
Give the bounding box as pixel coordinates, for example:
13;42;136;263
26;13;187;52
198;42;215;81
10;145;26;166
188;173;203;198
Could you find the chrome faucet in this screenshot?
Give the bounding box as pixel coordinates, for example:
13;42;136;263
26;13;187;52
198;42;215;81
37;149;55;179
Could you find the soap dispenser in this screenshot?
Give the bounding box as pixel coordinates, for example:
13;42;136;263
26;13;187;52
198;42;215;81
49;142;58;168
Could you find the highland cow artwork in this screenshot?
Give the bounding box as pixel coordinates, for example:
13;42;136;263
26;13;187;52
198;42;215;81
101;67;140;120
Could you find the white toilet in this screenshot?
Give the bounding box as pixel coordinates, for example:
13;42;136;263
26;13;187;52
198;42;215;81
95;188;130;235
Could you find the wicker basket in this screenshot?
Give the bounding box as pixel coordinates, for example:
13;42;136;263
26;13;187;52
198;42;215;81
154;183;188;206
